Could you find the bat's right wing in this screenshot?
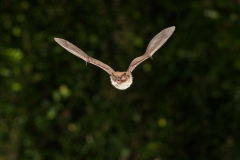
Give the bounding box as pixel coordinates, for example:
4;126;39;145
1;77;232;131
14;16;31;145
127;26;175;73
54;38;115;75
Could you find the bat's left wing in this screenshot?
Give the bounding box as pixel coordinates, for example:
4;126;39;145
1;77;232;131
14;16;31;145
127;26;175;73
54;38;115;75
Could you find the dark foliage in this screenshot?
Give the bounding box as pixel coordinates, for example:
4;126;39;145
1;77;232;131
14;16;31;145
1;0;240;159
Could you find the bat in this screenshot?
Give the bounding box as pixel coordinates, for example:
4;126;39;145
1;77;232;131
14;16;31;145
54;26;175;90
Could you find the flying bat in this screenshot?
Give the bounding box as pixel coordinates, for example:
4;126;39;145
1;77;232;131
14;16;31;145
54;26;175;90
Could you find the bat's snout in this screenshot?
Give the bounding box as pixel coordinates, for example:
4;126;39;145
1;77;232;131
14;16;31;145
116;79;122;84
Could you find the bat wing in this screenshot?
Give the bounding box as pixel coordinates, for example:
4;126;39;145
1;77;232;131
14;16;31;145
127;26;175;73
54;38;115;75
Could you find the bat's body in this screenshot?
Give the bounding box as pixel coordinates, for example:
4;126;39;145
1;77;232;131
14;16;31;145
54;26;175;90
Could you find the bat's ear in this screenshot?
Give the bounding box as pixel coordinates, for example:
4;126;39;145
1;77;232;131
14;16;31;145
112;73;116;79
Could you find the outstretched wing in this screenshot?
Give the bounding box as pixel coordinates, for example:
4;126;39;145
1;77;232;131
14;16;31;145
54;38;115;75
127;26;175;73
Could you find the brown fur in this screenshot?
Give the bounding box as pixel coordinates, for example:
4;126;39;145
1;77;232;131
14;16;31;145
110;72;133;90
111;72;131;83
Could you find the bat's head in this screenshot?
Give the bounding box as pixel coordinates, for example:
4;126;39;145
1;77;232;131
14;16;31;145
110;72;133;90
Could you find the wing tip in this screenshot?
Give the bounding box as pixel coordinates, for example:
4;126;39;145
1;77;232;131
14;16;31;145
167;26;176;33
163;26;176;37
54;38;68;47
54;38;62;43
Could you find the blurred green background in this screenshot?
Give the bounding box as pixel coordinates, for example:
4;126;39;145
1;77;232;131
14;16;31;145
1;0;240;160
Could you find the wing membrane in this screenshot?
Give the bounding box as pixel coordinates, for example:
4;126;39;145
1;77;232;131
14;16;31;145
127;26;175;72
54;38;115;75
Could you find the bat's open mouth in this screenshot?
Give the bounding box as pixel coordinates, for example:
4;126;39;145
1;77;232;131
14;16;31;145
116;79;121;84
